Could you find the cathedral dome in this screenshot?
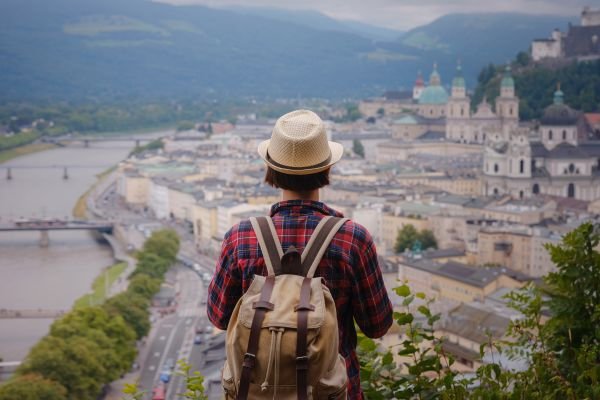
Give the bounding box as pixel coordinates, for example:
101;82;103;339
418;86;449;105
540;86;579;126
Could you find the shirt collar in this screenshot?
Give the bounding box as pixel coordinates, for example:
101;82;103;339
269;199;344;218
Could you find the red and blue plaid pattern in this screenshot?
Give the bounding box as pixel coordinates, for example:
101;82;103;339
207;200;393;399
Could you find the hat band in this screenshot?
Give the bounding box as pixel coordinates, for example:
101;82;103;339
267;150;332;171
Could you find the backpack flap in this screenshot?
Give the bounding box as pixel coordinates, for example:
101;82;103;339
239;274;326;330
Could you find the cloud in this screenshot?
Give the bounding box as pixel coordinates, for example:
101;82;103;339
154;0;587;30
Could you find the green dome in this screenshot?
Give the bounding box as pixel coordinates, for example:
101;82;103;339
418;85;449;105
452;63;465;88
501;65;514;88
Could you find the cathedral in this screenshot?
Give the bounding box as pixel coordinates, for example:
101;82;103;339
482;86;600;201
445;64;519;144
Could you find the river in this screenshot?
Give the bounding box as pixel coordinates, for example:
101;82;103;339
0;138;157;362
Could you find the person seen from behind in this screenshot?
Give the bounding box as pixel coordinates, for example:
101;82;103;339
207;109;393;399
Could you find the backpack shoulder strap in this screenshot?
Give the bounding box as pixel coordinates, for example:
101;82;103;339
301;216;349;278
249;216;284;276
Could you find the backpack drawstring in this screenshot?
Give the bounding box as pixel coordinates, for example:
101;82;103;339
261;327;285;398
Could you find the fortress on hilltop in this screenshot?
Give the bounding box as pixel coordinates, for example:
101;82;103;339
531;6;600;62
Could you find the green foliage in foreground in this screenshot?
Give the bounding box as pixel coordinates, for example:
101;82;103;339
0;229;180;399
361;221;600;399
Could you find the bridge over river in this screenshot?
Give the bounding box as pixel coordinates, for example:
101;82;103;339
0;219;114;246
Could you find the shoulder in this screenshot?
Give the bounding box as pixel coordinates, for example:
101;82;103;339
336;218;373;244
223;219;256;245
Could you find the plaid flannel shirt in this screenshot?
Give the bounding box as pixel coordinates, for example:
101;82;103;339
207;200;393;399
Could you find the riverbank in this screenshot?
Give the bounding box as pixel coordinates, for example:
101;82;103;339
73;261;127;309
72;165;118;219
0;143;57;164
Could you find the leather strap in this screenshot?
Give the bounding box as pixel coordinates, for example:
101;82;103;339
250;217;283;276
295;277;314;400
303;217;349;278
237;275;276;400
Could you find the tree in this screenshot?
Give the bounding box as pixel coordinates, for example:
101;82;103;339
176;120;195;131
18;336;107;399
142;229;180;263
48;307;137;379
133;252;171;279
128;273;162;298
352;139;365;158
419;229;437;250
103;292;151;339
0;374;67;400
394;225;437;253
515;51;531;67
376;107;385;116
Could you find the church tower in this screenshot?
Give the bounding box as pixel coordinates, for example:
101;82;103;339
413;70;424;101
496;65;519;128
446;61;471;142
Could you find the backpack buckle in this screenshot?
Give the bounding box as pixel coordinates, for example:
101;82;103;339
296;355;309;370
243;353;256;369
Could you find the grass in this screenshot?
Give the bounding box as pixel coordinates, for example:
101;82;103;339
72;164;118;219
0;143;57;164
73;262;128;309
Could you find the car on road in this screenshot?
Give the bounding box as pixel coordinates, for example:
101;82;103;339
164;358;175;370
194;334;203;345
159;369;171;383
151;383;166;400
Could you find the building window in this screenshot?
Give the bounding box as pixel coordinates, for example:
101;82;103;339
549;130;553;140
569;163;575;173
562;130;567;140
519;190;524;199
567;183;575;198
520;159;524;174
494;163;499;173
532;183;540;194
510;107;513;116
493;188;499;195
461;108;464;116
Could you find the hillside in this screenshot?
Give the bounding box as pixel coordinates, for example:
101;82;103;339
472;58;600;120
394;13;577;87
0;0;578;101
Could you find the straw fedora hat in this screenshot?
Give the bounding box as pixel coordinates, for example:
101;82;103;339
258;109;344;175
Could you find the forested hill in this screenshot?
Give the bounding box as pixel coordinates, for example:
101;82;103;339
472;57;600;120
0;0;577;101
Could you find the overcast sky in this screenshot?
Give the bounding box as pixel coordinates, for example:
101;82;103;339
156;0;591;30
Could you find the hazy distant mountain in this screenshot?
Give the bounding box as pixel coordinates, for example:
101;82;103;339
394;13;577;83
227;6;404;41
0;0;578;102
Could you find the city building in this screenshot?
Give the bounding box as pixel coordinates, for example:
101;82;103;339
483;86;600;201
446;64;519;144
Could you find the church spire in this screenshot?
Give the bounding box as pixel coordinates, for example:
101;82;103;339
452;60;465;89
429;62;441;86
553;82;564;104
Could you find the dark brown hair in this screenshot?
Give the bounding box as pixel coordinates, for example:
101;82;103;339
264;167;330;192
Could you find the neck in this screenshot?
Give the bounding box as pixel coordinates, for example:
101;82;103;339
281;189;319;202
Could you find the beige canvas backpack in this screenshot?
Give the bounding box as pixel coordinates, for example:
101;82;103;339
221;215;349;400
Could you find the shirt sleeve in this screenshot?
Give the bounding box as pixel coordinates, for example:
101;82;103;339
350;225;393;338
206;227;242;330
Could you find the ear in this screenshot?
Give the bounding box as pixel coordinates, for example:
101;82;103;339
280;245;302;276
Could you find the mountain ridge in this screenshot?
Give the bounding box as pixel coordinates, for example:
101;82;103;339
0;0;579;101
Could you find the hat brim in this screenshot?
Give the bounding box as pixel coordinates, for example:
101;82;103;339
257;139;344;176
